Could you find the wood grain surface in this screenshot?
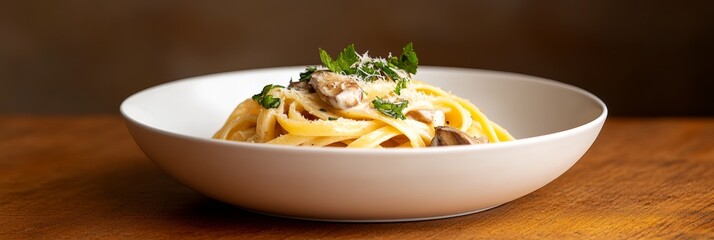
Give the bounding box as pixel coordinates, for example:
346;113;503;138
0;116;712;239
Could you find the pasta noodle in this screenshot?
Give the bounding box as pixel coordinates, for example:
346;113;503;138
213;43;514;148
213;79;514;148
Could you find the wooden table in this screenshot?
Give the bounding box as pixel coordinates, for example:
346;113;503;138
1;116;712;239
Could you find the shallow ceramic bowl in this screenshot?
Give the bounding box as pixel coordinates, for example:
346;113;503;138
120;66;607;222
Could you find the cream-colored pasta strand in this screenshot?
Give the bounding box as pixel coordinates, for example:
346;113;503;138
347;125;402;148
215;77;514;147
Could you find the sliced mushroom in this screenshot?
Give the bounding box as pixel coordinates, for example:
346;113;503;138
429;126;489;146
407;109;446;126
309;70;364;109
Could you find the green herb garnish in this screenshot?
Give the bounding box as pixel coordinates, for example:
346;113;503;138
374;61;408;95
252;84;284;109
318;43;418;95
372;97;408;120
328;117;338;121
299;66;317;82
388;42;418;74
320;44;359;75
395;78;408;95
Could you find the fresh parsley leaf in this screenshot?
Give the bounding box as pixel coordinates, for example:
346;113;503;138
299;66;316;82
319;44;359;74
375;61;408;95
336;44;359;74
372;97;408;120
395;78;408;95
319;49;338;72
388;42;418;74
375;61;397;80
357;64;379;81
252;84;284;109
260;95;281;108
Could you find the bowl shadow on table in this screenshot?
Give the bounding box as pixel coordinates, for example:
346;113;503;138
168;192;519;235
90;157;521;234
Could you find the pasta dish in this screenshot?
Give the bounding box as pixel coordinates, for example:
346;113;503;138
214;43;514;148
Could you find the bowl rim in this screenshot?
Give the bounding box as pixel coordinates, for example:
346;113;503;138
120;66;608;155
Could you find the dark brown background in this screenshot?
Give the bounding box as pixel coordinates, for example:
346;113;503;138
1;1;713;115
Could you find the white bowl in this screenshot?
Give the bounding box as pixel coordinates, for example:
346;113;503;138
120;66;607;222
